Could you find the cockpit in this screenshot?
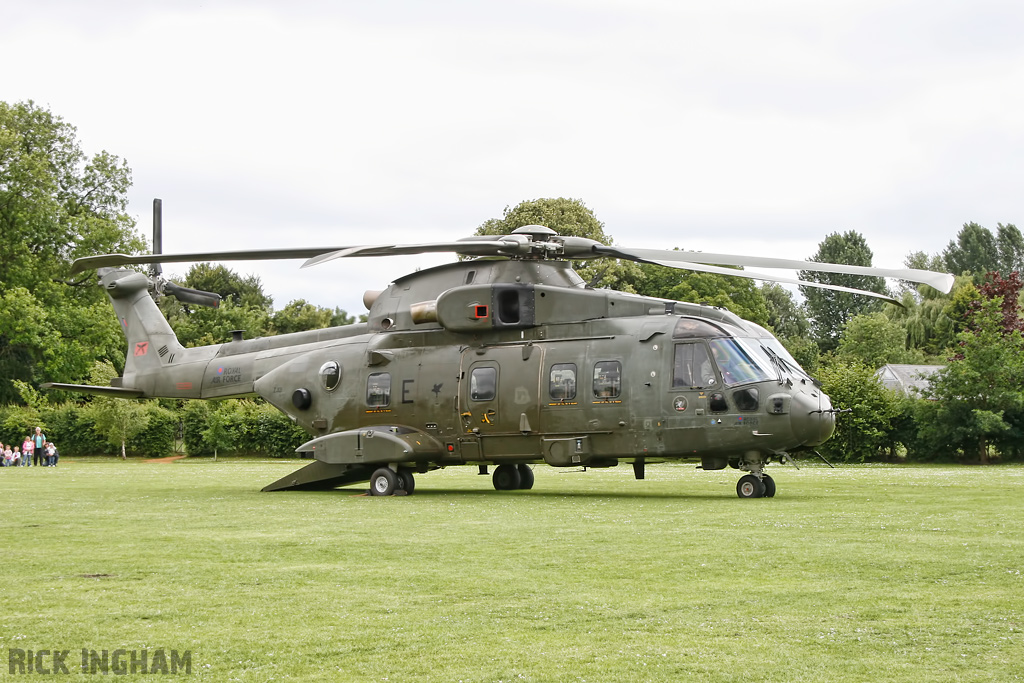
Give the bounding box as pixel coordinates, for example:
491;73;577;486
671;316;811;389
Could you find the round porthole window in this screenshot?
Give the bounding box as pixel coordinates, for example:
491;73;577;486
319;361;342;392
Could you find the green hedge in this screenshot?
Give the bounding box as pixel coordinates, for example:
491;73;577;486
126;404;179;458
0;397;307;458
181;399;307;457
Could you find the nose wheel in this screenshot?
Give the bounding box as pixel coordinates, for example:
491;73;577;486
736;474;764;498
736;473;776;498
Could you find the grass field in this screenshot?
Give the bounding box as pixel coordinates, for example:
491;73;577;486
1;459;1021;682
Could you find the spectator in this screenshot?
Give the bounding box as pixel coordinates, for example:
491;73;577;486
46;441;58;467
32;427;46;467
2;443;12;467
11;446;20;467
21;436;33;467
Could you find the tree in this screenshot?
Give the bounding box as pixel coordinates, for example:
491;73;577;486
474;198;643;292
899;250;947;299
995;223;1024;275
761;283;809;339
942;278;980;338
799;231;888;352
817;360;903;462
180;263;273;310
634;263;770;326
331;307;361;326
942;222;998;282
84;361;150;458
919;283;1024;463
835;312;923;368
972;271;1024;337
201;404;235;460
886;285;956;359
166;298;272;347
0;100;145;401
272;299;334;335
162;264;274;346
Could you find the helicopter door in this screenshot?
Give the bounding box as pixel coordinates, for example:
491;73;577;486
458;346;542;460
665;340;715;451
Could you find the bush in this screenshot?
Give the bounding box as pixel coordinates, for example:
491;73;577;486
817;360;902;462
127;404;179;457
0;403;41;448
181;398;307;457
231;400;307;457
181;400;213;456
44;402;107;456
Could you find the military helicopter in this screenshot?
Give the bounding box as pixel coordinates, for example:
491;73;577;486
45;201;954;498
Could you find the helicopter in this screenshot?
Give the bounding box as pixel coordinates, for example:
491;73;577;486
44;200;955;498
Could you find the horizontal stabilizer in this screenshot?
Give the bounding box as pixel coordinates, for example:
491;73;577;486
41;383;145;398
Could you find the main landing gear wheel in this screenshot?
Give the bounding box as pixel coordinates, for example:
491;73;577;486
516;464;535;490
370;467;399;496
397;468;416;495
761;474;776;498
492;464;522;491
736;474;766;499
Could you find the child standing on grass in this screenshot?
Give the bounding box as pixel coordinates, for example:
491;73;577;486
21;436;32;466
11;446;20;466
2;443;12;467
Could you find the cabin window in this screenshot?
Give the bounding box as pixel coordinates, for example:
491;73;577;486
549;363;577;401
593;361;621;398
366;372;391;407
320;361;341;392
708;339;772;386
709;392;729;413
673;343;716;388
470;367;497;401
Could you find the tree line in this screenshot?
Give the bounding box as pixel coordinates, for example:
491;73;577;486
2;100;1020;462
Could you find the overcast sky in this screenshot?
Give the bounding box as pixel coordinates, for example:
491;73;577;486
5;0;1024;314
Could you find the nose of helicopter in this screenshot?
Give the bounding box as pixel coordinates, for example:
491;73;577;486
790;390;836;447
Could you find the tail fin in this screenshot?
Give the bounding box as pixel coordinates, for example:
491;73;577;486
96;267;205;398
44;268;191;399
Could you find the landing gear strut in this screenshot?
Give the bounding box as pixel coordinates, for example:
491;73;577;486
735;455;775;499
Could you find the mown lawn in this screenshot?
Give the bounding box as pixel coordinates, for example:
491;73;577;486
1;460;1021;681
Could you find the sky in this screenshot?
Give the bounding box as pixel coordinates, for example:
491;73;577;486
4;0;1024;315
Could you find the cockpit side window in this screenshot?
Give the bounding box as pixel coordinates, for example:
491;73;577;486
708;339;772;386
673;342;716;388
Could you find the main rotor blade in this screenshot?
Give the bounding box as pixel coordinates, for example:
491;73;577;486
598;246;955;294
634;256;904;306
70;248;353;275
301;236;528;268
